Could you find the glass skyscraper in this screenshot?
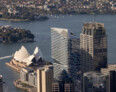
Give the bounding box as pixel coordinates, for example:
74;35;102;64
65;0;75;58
51;28;80;92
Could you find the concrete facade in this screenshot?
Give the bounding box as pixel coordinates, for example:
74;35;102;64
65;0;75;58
20;68;37;87
83;72;110;92
80;22;107;73
37;65;53;92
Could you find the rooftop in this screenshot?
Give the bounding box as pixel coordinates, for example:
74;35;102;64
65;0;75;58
51;27;78;38
83;22;104;29
84;71;108;77
82;22;106;35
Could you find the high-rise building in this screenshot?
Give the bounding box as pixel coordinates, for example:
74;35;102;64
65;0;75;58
37;65;53;92
110;71;116;92
101;64;116;92
83;72;110;92
52;82;60;92
0;75;3;92
51;28;80;92
52;69;74;92
80;22;107;73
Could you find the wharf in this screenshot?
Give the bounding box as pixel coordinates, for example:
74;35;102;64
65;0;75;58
5;62;20;72
14;79;37;92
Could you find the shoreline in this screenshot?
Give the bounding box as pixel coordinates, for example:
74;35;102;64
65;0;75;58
5;62;20;72
0;18;30;21
14;79;36;92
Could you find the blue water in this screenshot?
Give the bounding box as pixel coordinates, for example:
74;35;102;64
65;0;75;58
0;15;116;92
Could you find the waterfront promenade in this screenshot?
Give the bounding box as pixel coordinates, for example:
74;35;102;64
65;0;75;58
14;79;37;92
6;62;20;72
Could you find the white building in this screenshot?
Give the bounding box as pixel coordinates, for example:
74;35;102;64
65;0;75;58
51;28;80;92
13;46;42;66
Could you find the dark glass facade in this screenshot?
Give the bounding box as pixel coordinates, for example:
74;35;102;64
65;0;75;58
110;71;116;92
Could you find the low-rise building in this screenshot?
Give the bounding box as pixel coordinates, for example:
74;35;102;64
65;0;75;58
20;67;34;84
20;67;37;87
101;64;116;92
28;72;37;87
8;46;45;72
37;65;53;92
83;72;110;92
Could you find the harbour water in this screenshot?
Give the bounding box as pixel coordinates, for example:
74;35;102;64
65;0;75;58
0;15;116;92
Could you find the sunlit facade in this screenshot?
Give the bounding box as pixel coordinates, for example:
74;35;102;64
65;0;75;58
37;65;53;92
80;22;107;73
51;28;80;92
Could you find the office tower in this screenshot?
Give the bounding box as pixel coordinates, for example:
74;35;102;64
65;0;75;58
37;65;53;92
83;72;110;92
52;69;74;92
80;22;107;73
110;71;116;92
52;82;74;92
64;83;74;92
51;28;80;92
0;75;3;92
101;64;116;92
52;82;60;92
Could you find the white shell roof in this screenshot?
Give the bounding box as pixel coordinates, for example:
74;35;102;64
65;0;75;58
22;55;35;66
33;47;42;61
13;46;42;66
14;46;30;62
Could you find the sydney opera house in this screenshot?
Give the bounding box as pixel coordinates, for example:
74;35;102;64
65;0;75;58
6;46;45;72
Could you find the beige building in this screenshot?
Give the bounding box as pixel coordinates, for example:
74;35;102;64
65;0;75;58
101;64;116;74
52;82;60;92
80;22;107;73
37;65;53;92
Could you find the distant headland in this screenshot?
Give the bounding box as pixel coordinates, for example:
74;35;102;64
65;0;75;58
0;25;34;43
0;9;49;21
